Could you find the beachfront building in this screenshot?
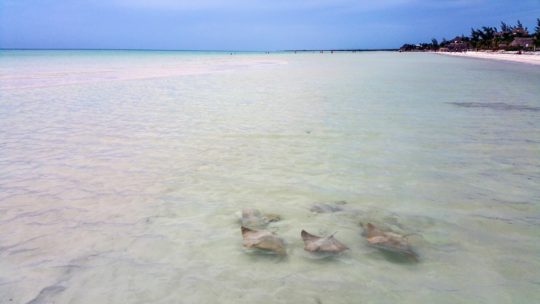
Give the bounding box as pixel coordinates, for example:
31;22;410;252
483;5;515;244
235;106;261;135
512;27;529;37
446;36;469;52
399;43;423;52
510;37;535;49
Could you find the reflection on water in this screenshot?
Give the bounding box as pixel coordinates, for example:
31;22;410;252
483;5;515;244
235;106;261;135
1;51;540;303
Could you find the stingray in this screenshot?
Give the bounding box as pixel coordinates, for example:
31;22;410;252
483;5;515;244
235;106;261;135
310;201;347;213
301;230;349;253
362;223;417;259
241;208;281;229
241;226;286;255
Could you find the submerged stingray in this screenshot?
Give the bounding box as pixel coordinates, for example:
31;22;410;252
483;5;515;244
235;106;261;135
362;223;417;259
447;102;540;112
310;201;347;213
241;208;281;229
301;230;349;253
241;226;286;255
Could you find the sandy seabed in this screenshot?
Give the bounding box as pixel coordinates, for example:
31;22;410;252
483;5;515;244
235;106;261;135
2;51;540;304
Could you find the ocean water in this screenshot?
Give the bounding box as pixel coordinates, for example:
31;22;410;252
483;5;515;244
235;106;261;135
1;50;539;303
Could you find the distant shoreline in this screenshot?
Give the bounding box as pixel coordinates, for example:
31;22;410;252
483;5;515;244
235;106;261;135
0;48;399;53
284;49;398;52
438;51;540;66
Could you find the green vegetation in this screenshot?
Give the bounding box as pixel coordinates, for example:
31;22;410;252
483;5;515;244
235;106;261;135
534;18;540;46
400;19;539;52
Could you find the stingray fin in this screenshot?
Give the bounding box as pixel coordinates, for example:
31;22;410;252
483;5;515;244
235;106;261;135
301;230;320;242
241;226;255;235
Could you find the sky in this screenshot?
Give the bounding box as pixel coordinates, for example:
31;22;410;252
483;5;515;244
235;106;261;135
0;0;539;50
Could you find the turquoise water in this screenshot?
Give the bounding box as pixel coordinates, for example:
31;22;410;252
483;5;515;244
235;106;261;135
1;50;539;303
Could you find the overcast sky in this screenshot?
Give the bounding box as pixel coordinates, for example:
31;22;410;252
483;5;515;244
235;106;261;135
1;0;539;50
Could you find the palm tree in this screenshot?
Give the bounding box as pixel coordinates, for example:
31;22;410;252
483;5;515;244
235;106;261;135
431;38;439;50
513;20;528;37
535;18;540;50
481;27;496;49
500;21;509;33
470;28;481;50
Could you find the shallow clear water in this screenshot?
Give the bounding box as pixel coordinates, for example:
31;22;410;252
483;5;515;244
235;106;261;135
1;50;539;303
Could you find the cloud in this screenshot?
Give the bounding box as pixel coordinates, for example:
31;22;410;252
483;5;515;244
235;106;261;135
2;0;482;13
110;0;416;11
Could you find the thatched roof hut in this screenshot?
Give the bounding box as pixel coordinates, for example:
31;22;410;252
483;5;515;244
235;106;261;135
510;37;534;49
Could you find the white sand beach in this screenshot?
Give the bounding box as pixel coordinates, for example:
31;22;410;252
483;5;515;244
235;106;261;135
440;51;540;65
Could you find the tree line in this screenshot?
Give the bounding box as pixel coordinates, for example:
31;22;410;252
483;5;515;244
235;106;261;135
400;19;540;52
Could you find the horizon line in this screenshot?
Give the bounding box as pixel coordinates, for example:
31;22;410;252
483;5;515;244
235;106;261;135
0;47;399;52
